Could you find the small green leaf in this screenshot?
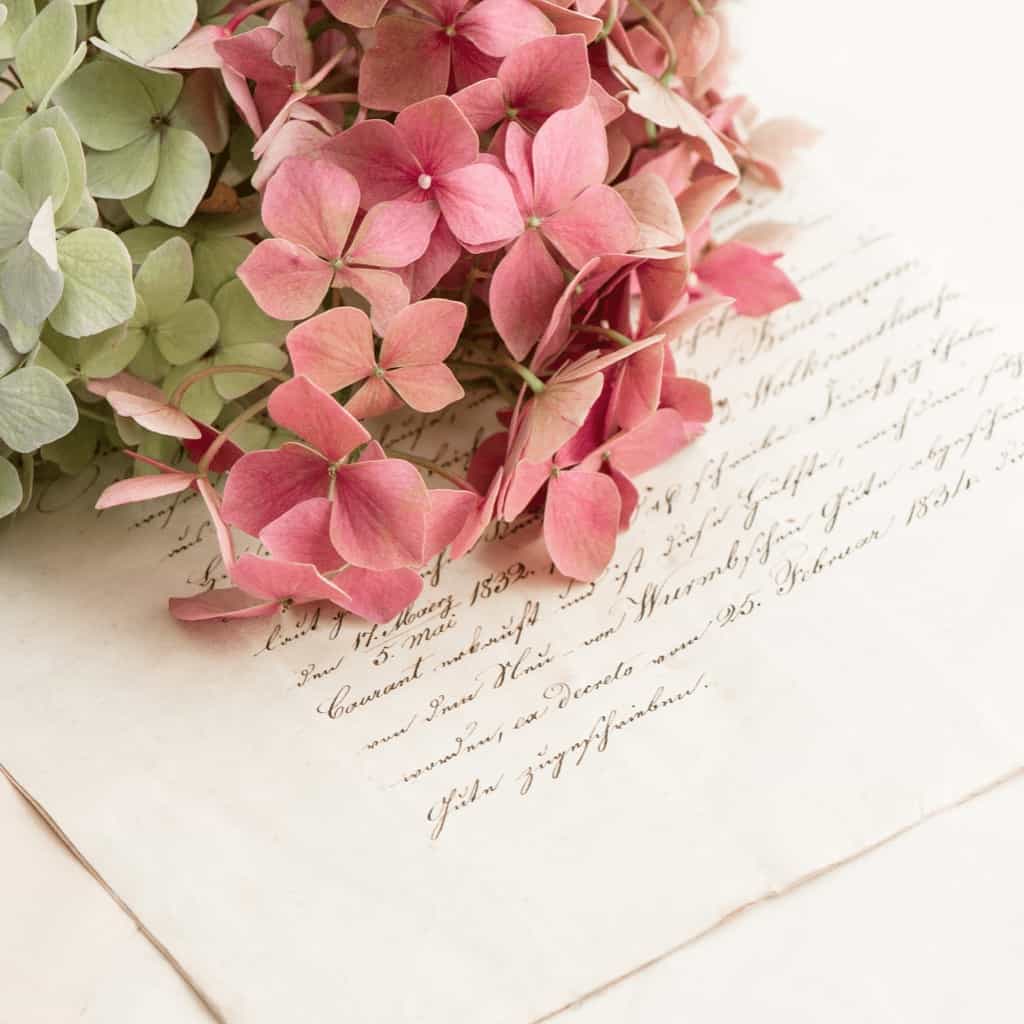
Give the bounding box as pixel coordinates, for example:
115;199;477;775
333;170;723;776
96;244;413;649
56;61;154;151
135;236;193;322
214;343;287;400
147;127;211;227
133;65;183;118
21;126;70;212
128;336;170;382
0;0;33;61
50;227;135;338
87;131;161;200
0;201;64;334
122;186;155;225
0;365;78;452
194;236;252;301
212;278;287;348
119;225;184;264
0;455;23;518
97;0;197;66
15;0;77;107
155;298;219;364
0;168;31;248
33;342;74;383
65;191;99;229
78;323;145;378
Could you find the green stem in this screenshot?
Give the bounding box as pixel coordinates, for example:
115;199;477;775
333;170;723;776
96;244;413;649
169;364;289;408
688;0;706;15
595;1;620;42
384;448;474;491
500;357;545;394
574;323;634;347
198;397;269;475
77;405;115;425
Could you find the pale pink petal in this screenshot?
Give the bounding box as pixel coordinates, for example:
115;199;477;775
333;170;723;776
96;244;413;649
654;294;732;345
386;364;464;412
215;28;285;83
286;307;376;393
268;376;371;462
345;376;403;420
542;184;638;267
196;478;237;572
345;200;439;268
452;77;506;131
95;473;193;510
458;0;553;56
531;98;608;215
697;242;800;316
237;238;333;320
151;24;227;69
499;457;550;520
331;459;428;569
674;7;721;76
251;119;331;192
231;552;351;604
332;265;411;333
333;566;424;623
676;172;737;234
660;376;713;424
490;230;564;361
558;331;667;383
615;173;685;249
402;218;463;300
588;80;625;125
379;297;466;366
606;462;639;528
169;588;279;621
106;391;204;438
325;118;420;207
224;65;262;135
498;33;589;118
434;162;522;246
598;407;699;476
262;157;359;258
259;497;343;572
544;469;619;581
423;488;477;559
523;373;604;463
357;16;451;113
221;445;328;536
394;95;480;176
322;0;388;28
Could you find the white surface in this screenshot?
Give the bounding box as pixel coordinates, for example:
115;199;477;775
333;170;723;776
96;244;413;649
2;2;1023;1021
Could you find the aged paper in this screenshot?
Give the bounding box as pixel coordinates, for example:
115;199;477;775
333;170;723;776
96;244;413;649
3;171;1024;1023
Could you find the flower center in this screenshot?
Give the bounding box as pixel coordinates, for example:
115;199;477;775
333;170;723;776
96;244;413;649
526;215;543;229
444;24;457;36
506;106;519;120
417;173;433;190
372;365;386;378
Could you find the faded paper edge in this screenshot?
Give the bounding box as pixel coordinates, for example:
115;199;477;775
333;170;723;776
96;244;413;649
0;763;224;1024
531;762;1024;1023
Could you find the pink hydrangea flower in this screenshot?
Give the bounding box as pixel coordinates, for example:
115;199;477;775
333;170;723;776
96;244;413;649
285;299;467;419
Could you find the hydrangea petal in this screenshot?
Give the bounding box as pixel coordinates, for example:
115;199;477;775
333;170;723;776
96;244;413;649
259;497;343;572
333;566;424;623
434;162;521;245
542;184;638;268
386;364;464;412
286;307;376;393
544;468;619;581
237;238;333;320
268;376;370;463
379;298;466;366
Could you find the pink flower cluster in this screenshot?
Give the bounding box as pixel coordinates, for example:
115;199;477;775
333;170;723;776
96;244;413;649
98;0;810;623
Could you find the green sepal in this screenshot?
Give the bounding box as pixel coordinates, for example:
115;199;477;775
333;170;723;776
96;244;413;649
49;227;136;338
0;364;78;452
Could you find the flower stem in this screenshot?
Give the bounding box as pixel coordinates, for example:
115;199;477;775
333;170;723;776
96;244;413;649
169;364;289;408
304;92;359;106
500;357;545;394
77;404;115;425
226;0;288;33
688;0;706;15
384;449;475;491
574;323;634;347
198;397;269;475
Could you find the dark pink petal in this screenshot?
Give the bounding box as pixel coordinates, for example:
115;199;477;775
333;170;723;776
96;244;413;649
450;33;502;89
231;552;352;604
599;407;699;476
331;459;428;569
524;0;601;41
606;342;665;432
503;121;535;210
452;77;506;131
169;588;279;621
237;238;333;320
449;467;503;559
498;33;589;118
268;376;371;462
542;184;638;268
424;488;478;559
697;242;801;316
386;364;464;412
401;218;463;300
531;98;608;216
345;376;403;420
215;28;286;83
458;0;553;57
262;157;359;259
322;0;388;28
379;297;466;366
259;497;343;572
636;254;690;324
333;566;424;623
467;431;508;493
489;231;564;361
345;200;439;268
523;373;604;463
326;117;421;207
357;16;451;113
286;307;376;393
332;265;411;333
544;469;619;581
435;163;522;246
181;422;244;472
395;95;479;176
95;472;193;510
660;376;713;424
606;462;639;528
221;445;328;536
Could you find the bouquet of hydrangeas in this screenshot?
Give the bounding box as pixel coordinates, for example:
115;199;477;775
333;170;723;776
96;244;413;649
0;0;809;622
